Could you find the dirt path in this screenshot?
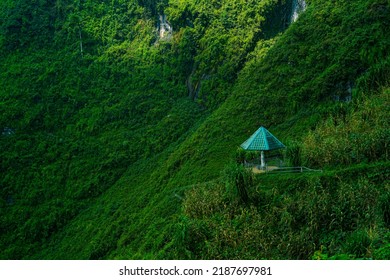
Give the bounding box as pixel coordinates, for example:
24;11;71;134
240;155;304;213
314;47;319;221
251;166;279;174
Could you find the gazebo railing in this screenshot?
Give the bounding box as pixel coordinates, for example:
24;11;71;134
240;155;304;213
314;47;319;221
264;166;323;174
243;157;285;168
245;161;322;174
243;157;322;174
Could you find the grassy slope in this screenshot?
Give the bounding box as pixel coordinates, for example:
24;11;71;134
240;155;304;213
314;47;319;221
0;0;389;259
157;0;390;189
144;0;390;259
75;0;389;259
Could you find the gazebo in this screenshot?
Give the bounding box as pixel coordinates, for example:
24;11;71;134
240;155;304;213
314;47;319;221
240;126;286;170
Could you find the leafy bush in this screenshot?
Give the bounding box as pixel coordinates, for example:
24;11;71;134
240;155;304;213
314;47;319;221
286;143;302;166
344;229;372;258
222;163;253;204
380;192;390;227
373;232;390;260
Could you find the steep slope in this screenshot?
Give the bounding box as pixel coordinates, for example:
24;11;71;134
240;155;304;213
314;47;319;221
156;0;390;190
1;0;389;260
161;0;390;259
0;0;204;259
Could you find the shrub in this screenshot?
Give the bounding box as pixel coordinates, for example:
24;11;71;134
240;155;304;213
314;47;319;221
222;163;253;204
373;232;390;260
286;143;302;166
380;192;390;227
344;229;372;258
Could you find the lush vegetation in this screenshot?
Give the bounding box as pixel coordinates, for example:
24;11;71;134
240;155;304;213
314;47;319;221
0;0;389;259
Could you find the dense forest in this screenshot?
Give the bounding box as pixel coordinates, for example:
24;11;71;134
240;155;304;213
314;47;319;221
0;0;389;259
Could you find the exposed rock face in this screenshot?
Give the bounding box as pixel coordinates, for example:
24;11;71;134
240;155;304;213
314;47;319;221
158;14;173;39
291;0;307;23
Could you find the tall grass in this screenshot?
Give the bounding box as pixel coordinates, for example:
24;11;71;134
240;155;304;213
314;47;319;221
300;89;389;168
222;163;253;204
177;164;390;259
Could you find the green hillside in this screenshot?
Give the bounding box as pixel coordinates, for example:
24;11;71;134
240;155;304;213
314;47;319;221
0;0;389;259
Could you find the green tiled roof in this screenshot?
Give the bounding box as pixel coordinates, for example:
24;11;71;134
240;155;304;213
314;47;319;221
240;126;286;151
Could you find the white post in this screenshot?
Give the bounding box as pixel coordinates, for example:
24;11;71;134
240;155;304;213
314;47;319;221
261;151;265;170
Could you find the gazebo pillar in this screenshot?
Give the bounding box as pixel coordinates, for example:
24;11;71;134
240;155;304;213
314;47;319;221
240;126;286;171
260;151;265;170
